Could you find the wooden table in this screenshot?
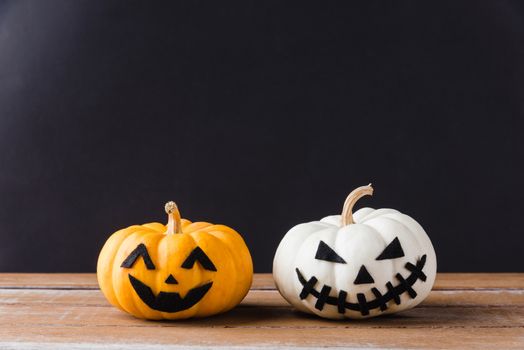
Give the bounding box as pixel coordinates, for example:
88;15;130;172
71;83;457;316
0;273;522;349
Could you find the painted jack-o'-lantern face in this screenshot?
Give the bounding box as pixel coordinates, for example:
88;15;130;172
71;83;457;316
121;242;217;313
273;185;437;319
97;201;253;320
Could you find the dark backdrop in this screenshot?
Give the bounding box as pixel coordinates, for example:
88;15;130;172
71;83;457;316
0;1;523;272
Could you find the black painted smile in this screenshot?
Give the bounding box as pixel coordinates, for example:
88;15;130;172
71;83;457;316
128;274;213;313
296;254;427;316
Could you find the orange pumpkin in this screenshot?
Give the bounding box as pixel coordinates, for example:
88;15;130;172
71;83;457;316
97;201;253;320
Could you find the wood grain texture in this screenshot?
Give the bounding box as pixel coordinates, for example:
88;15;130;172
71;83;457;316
1;273;523;290
0;273;98;289
0;273;522;349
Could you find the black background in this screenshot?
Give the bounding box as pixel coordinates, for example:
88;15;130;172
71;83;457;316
0;1;523;273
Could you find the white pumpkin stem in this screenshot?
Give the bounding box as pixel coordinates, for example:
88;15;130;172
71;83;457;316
341;184;374;226
165;201;183;234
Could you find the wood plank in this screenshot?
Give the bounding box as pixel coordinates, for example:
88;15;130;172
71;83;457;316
0;273;97;289
1;288;523;308
0;289;522;328
1;299;523;329
251;273;275;290
0;295;522;349
1;273;523;290
253;273;524;291
434;273;524;290
0;325;522;349
0;273;522;349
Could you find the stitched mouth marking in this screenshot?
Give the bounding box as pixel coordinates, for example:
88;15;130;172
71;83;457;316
295;254;427;316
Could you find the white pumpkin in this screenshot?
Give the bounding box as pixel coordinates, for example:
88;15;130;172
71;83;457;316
273;184;437;319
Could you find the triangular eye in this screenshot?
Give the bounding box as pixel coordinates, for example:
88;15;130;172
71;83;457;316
376;237;405;260
315;241;346;264
181;247;217;271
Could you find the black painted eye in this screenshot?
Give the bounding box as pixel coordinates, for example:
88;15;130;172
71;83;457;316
121;243;156;270
376;237;405;260
315;241;346;264
181;246;217;271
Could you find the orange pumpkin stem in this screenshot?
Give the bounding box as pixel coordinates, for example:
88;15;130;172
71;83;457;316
165;201;183;234
341;184;373;226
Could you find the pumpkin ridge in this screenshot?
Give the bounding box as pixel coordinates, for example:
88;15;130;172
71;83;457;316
381;214;429;253
107;227;152;313
203;225;253;294
183;222;213;233
189;229;239;316
180;219;192;229
158;233;202;319
139;230;171;319
293;227;338;310
367;215;427;277
381;213;437;286
110;228;146;317
332;225;352;297
97;226;140;309
190;231;217;316
142;222;166;233
357;222;400;281
115;229;164;319
359;208;400;223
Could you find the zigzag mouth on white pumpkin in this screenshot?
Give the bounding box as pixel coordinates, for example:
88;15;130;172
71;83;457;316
295;254;427;316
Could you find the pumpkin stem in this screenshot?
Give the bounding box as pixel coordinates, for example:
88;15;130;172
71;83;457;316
165;201;183;234
341;184;373;226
